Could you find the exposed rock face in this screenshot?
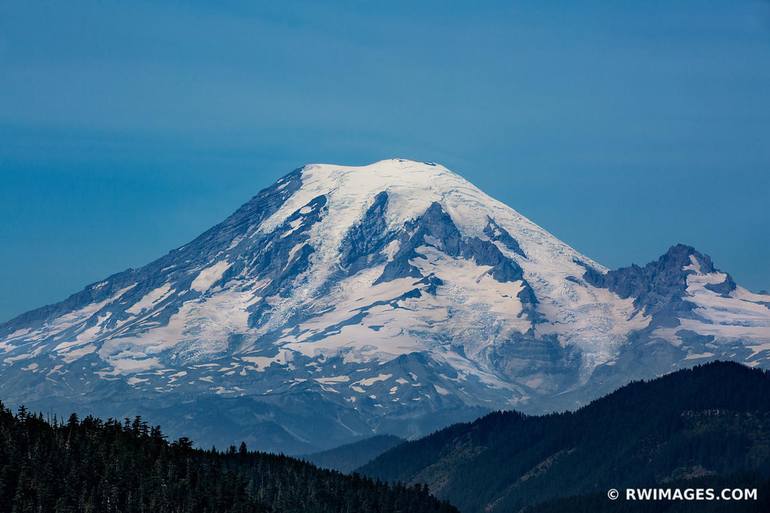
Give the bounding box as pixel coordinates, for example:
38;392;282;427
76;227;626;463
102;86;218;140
584;244;712;324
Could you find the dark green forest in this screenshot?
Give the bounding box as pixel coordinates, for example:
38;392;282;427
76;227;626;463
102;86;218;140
0;403;457;513
360;362;770;512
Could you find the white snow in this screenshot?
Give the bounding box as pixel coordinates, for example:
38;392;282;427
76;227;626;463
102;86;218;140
733;286;770;304
281;218;304;238
678;271;770;342
107;355;163;374
536;283;650;370
127;284;174;314
168;371;187;383
652;267;770;349
434;384;449;395
251;160;610;367
191;261;230;292
355;373;392;386
4;328;31;341
100;283;260;374
315;375;351;384
684;352;714;360
683;254;702;274
241;350;294;372
42;284;135;338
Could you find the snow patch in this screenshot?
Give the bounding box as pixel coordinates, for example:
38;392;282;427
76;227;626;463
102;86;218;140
355;373;392;386
191;261;230;292
127;284;174;314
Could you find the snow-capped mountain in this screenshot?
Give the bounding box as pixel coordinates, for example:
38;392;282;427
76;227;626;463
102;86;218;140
1;159;769;453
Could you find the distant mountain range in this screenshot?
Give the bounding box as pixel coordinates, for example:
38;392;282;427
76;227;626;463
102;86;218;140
359;361;770;513
303;434;404;473
1;159;768;452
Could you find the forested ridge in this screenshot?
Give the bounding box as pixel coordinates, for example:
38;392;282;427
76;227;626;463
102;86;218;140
360;361;770;512
0;403;457;513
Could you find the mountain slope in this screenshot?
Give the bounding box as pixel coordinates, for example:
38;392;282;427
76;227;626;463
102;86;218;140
303;435;404;473
0;403;456;513
359;361;770;513
0;159;768;452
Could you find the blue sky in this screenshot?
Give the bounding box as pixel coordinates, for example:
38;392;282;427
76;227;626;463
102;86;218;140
1;0;769;322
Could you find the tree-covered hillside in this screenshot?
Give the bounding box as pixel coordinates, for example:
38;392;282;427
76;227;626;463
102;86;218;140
360;362;770;513
0;403;457;513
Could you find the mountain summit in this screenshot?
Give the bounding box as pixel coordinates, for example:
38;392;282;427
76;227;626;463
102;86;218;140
1;159;769;452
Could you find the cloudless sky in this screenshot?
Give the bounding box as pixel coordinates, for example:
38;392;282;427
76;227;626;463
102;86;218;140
1;0;769;322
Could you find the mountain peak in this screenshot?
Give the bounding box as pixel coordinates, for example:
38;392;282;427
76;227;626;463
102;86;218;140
306;158;444;173
0;162;768;453
660;243;716;274
298;159;455;189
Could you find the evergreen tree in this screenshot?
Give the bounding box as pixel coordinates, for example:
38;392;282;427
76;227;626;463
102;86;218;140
0;402;457;513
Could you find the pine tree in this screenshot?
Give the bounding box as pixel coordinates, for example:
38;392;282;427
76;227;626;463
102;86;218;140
0;400;457;513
